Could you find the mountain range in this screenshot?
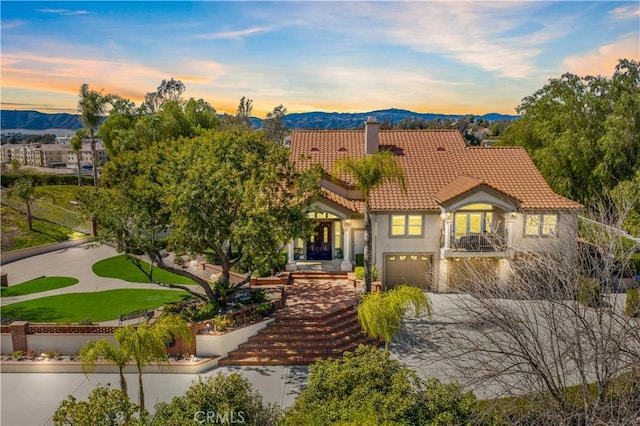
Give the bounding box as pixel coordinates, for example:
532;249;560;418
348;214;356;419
1;109;517;133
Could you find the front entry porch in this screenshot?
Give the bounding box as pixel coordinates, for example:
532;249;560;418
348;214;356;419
286;210;364;273
288;259;345;272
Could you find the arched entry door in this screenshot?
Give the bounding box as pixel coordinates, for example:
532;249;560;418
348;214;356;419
306;221;332;260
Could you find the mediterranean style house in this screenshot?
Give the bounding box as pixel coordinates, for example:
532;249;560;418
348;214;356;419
286;117;583;292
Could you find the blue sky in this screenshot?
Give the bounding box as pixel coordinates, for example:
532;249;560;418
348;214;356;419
1;1;638;117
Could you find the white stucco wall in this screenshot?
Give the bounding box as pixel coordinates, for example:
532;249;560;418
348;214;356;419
372;212;442;289
1;334;13;354
510;211;578;253
195;318;274;358
26;334;116;355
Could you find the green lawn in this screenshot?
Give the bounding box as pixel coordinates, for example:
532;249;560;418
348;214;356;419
33;185;83;209
92;254;198;285
0;289;192;323
0;276;78;297
0;206;79;252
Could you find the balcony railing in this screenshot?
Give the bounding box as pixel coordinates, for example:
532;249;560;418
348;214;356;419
450;233;507;252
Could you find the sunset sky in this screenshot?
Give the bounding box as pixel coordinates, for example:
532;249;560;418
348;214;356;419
1;1;639;117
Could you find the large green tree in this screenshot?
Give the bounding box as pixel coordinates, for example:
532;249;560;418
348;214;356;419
500;59;640;206
164;129;320;287
151;373;282;426
78;83;111;187
7;176;38;230
285;345;476;425
85;129;320;302
98;79;219;157
333;151;406;292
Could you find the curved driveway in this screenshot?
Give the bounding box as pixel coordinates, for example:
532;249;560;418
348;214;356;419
0;243;184;309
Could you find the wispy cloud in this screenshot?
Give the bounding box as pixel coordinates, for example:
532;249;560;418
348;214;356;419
377;2;566;79
197;26;271;40
609;5;640;19
1;52;227;106
1;19;25;30
36;8;90;17
562;33;639;77
279;2;564;79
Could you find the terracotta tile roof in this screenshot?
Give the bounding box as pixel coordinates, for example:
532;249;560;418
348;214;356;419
320;188;365;213
290;129;582;211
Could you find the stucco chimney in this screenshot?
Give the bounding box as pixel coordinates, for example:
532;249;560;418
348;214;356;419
365;116;379;155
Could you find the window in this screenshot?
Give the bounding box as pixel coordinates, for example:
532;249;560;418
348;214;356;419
454;212;492;238
390;214;423;237
525;214;558;236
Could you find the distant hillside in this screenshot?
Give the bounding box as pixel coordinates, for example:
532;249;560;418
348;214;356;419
1;108;518;133
283;108;518;129
1;110;83;131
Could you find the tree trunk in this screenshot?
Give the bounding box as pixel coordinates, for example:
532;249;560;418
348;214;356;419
364;207;372;293
118;366;128;397
153;255;216;301
137;365;145;412
90;128;98;188
76;157;82;187
26;202;33;231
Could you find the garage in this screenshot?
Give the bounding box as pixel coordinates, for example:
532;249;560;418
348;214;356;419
448;258;499;290
384;253;433;290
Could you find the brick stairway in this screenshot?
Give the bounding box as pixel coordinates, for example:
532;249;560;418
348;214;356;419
218;278;377;365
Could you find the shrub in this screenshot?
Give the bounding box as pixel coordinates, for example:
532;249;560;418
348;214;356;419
255;302;273;317
630;253;640;275
577;276;601;307
187;301;220;322
78;318;93;325
249;289;267;304
151;373;282;426
285;345;475;425
354;264;379;281
12;351;25;360
54;384;143;425
212;314;234;332
1;172;93;187
626;289;640;318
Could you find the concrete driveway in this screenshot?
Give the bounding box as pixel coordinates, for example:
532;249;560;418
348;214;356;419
0;243;183;308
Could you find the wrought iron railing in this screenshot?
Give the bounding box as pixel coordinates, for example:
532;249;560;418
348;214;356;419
450;233;507;252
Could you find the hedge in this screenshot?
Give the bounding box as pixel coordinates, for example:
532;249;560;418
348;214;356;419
1;173;93;187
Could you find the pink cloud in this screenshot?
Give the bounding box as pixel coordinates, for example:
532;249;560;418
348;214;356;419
562;33;640;77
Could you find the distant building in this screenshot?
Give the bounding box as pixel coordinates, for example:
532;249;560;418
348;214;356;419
0;141;108;168
66;142;108;169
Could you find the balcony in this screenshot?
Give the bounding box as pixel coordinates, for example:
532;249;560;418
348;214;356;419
443;232;511;258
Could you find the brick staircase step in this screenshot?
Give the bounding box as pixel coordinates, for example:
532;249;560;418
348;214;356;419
275;305;357;325
219;278;378;366
243;334;367;349
258;317;360;334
